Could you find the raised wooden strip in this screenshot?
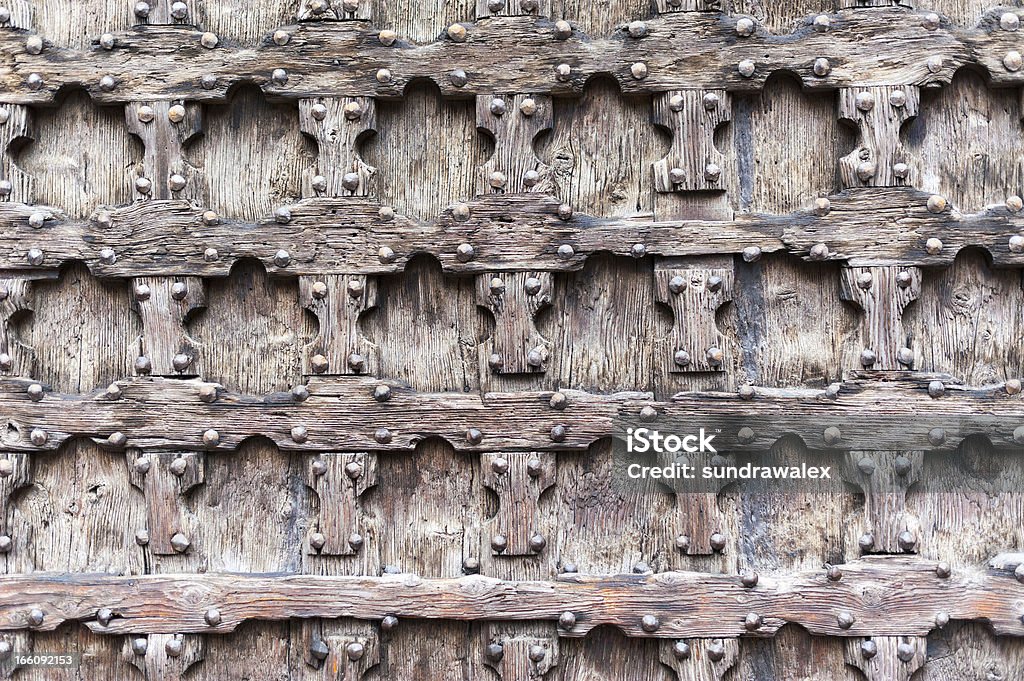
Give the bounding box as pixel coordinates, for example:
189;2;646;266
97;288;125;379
0;557;1021;636
0;373;1021;454
2;9;1024;104
2;188;1023;276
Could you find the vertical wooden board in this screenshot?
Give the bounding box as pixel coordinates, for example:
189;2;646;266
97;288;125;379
905;69;1024;212
733;624;860;680
12;263;140;393
550;0;655;37
27;0;133;49
907;437;1024;566
189;86;316;221
13;91;142;218
905;250;1024;384
193;0;297;47
369;0;477;43
168;441;308;574
193;621;290;680
15;624;138;681
554;446;680;575
371;620;472;680
187;260;314;395
559;626;674;681
730;254;859;389
7;440;146;574
729;439;858;573
916;0;1023;28
548;254;657;394
362;440;478;578
364;83;489;221
738;76;851;215
923;623;1024;680
538;78;668;218
363;256;479;393
728;0;839;33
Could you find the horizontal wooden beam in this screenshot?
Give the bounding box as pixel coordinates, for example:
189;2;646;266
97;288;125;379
1;9;1023;104
0;373;1021;454
1;189;1022;277
0;557;1021;637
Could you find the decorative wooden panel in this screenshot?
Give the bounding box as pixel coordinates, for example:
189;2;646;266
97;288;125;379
1;1;1024;678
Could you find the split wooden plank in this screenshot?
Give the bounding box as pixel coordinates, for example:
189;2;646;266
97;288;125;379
305;452;377;556
0;105;32;204
131;277;206;377
654;257;734;373
839;265;922;370
298;97;376;198
480;452;555;556
126;451;205;555
3;10;1024;105
653;90;730;194
1;374;1023;454
299;274;377;376
124;101;204;202
0;279;32;378
475;94;552;195
476;272;553;374
837;86;919;188
1;556;1022;636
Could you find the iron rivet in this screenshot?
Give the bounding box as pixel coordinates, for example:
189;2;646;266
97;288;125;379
1007;196;1023;212
859;533;874;552
311;459;328;476
456;243;475;262
1004;51;1022;72
558;611;576;629
1005;379;1022;395
709;532;726;552
381;615;399;631
741;571;758;588
897;641;916;662
550;424;567;442
200;32;218;48
549;392;567;409
309;639;328;661
28;609;44;626
557;244;574;259
928;380;945;398
447;24;467;42
1010;235;1024;253
813;15;830;31
134;456;151;474
640;405;658;422
170;533;190;553
134;0;150;16
345;462;363;479
271;68;288;85
374;384;392;402
1000;12;1020;30
135;356;152;374
706;347;724;366
936;561;951;578
374;427;391;444
898;530;917;552
675;535;690;552
485;643;504;662
895;455;913;474
204;608;221;626
738;60;755;77
29;428;47;446
202;428;220;448
377;29;397;45
553;20;572;38
927;55;943;73
310;533;326;550
809;243;829;260
555;63;572;82
744;613;762;630
742;246;762;262
529;534;546;553
108;432;127;448
491;534;508;552
376;68;392;83
630;243;646;258
204;247;219;262
526;458;543;476
100;33;115;49
627;20;647;38
131;638;148;655
861;640;877;658
170;1;187;18
737;427;755;444
346;642;364;661
135;529;149;545
273;249;291;267
858;457;876;476
449;69;467;87
641;614;660;632
630;62;648;80
823;426;842;445
172;354;192;372
378;246;397;264
291;385;310;402
708;641;725;661
490;456;509;474
813;58;830;77
26;383;44;401
935;612;950;628
827;565;843;581
26;73;44;90
463;557;480;573
814;197;831;216
837;612;855;629
291;426;308;443
466;428;483;445
897;347;915;367
349;532;363;549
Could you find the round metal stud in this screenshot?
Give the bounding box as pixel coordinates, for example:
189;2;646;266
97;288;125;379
527;458;543;477
823;426;842;445
935;611;950;628
741;571;758;588
555;63;573;82
858;532;874;552
1014;425;1024;444
273;249;291;267
26;383;44;401
169;174;187;192
135;529;149;546
108;432;128;448
449;69;468;87
641;614;660;633
463;557;480;573
554;20;572;38
1005;378;1022;395
735;17;754;36
170;1;187;18
1007;195;1023;212
812;14;830;31
814;197;831;216
204;247;219;262
135;177;152;194
859;349;876;367
291;385;310;402
381;615;399;631
708;641;726;662
673;350;691;367
202;428;220;448
490;456;509;474
529;534;546;553
738;59;755;77
744;612;762;631
837;612;855;629
376;68;392;83
856;161;876;181
898;530;917;552
379;206;395;221
374;427;391;444
861;640;877;659
627;20;647;38
927;55;943;73
558;611;576;629
135;356;152;374
134;0;150;16
1010;235;1024;253
26;73;44;90
466;428;483;445
456;243;475;262
675;535;690;552
922;12;940;29
170;533;190;553
737;426;755;444
271;68;288;85
928;380;945;398
28;609;44;627
100;33;115;49
893;162;909;179
855;92;875;112
630;62;648;80
709;532;726;552
936;561;951;578
291;426;309;443
373;384;392;402
549;392;567;409
550;424;567;442
813;57;831;77
491;534;508;552
927;428;945;446
99;75;117;91
809;243;830;261
898;345;915;365
827;565;843;582
1004;51;1023;72
349;533;363;549
742;246;762;262
1000;12;1020;30
485;643;504;662
200;32;218;48
346;642;364;661
345;462;363;479
29;428;47;446
447;23;467;42
897;641;916;662
857;457;876;475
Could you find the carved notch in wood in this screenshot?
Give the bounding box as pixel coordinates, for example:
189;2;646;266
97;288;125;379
840;266;921;370
482;624;559;680
300;275;378;376
131;277;206;377
843;451;923;555
0;104;33;203
659;639;739;681
655;257;733;373
297;0;371;21
0;453;31;559
125;101;204;201
475;94;552;194
123;634;205;681
127;451;205;555
0;278;33;377
477;272;553;374
299;97;377;197
481;452;555;556
843;636;926;681
838;86;919;188
306;453;378;556
653;90;730;193
301;619;379;678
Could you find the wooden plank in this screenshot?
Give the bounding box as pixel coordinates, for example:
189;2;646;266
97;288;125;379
0;373;1022;454
0;556;1021;636
7;188;1024;276
3;10;1024;105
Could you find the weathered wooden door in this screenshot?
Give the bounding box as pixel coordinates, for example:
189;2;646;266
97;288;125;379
2;0;1024;678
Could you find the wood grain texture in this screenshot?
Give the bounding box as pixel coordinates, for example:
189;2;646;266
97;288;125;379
5;10;1024;105
0;104;33;205
476;93;552;195
1;556;1022;636
476;271;553;374
838;85;919;188
839;265;922;371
